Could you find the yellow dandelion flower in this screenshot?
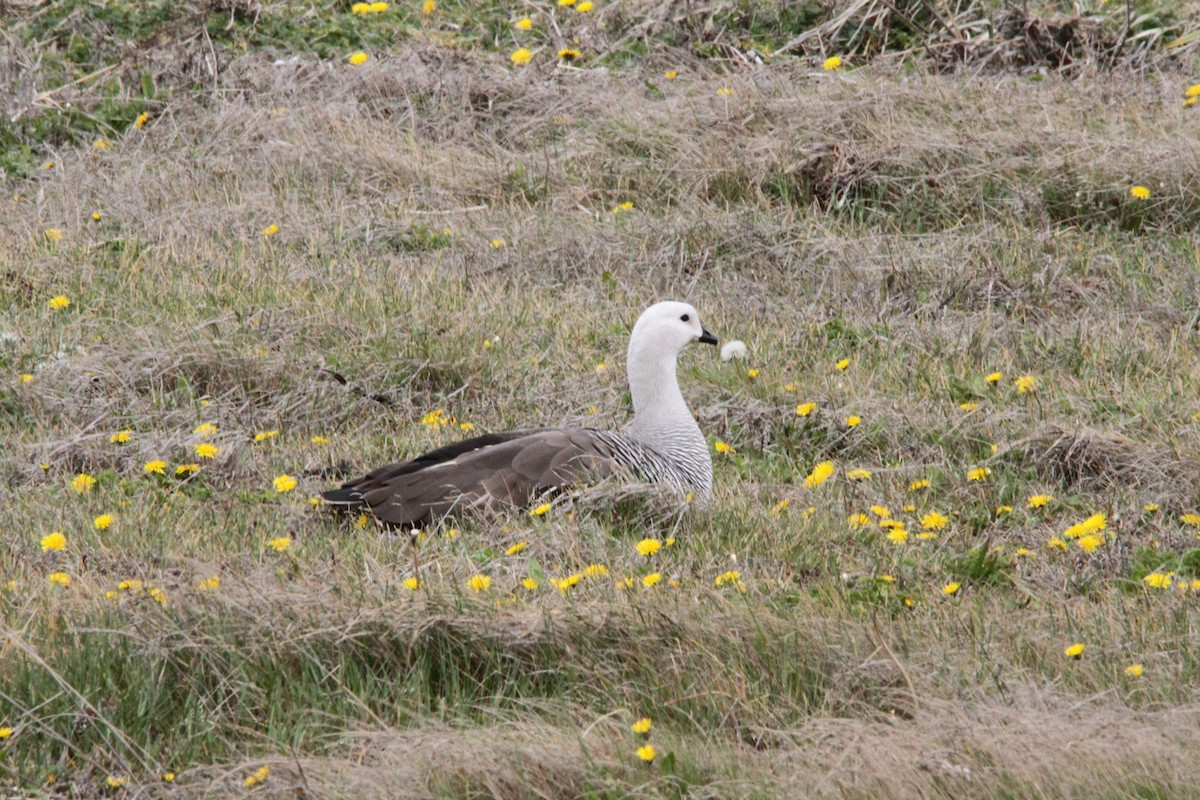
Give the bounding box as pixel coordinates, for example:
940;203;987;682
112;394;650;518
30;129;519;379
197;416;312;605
109;429;133;446
1188;83;1200;97
1143;572;1172;589
805;461;835;488
941;581;960;596
714;570;742;587
921;511;949;530
577;0;593;10
0;727;11;738
613;201;635;213
1180;513;1200;526
19;373;33;382
521;577;538;590
349;51;369;66
1076;533;1104;553
273;474;297;493
49;294;71;310
267;537;291;552
716;87;733;96
1125;664;1144;677
870;505;890;518
985;371;1002;384
1027;494;1052;508
713;440;734;454
887;528;908;544
846;468;871;481
43;229;64;242
510;48;532;65
822;55;843;70
421;0;434;12
48;572;71;587
106;776;128;788
243;766;270;787
1144;503;1159;512
1014;375;1036;394
1130;185;1150;200
848;513;872;530
664;537;675;547
835;358;850;370
403;577;420;590
746;368;760;379
161;773;175;782
795;402;817;416
1046;536;1067;550
845;415;861;427
1064;642;1084;658
664;69;678;79
194;422;217;436
175;463;200;476
532;502;552;517
558;0;575;5
966;466;991;481
40;532;67;552
506;541;528;555
195;443;219;459
996;505;1013;515
909;479;930;491
631;717;652;734
515;16;532;29
636;744;656;762
143;459;167;474
1015;547;1035;557
467;574;491;592
261;224;279;237
642;572;662;587
370;1;389;11
960;401;979;411
198;576;220;590
253;430;279;442
93;514;114;530
636;538;662;557
773;498;791;514
583;564;608;577
134;112;150;128
71;473;96;493
557;48;581;61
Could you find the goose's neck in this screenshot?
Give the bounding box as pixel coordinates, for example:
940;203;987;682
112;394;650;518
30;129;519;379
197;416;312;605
625;342;693;433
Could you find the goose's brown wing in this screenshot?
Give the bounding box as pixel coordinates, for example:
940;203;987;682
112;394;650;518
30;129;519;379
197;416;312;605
322;428;622;527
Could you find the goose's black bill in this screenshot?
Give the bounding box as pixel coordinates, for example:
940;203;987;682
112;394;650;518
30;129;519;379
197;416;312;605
698;327;718;345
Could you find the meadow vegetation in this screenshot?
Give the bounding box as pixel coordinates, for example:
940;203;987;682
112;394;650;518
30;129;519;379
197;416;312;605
2;0;1200;797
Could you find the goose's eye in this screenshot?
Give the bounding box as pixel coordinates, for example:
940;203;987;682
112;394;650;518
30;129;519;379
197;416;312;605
680;314;690;322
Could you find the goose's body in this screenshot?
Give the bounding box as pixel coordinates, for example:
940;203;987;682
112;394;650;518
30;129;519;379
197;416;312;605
322;301;717;526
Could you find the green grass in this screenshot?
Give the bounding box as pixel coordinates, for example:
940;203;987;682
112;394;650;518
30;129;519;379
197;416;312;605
3;1;1200;797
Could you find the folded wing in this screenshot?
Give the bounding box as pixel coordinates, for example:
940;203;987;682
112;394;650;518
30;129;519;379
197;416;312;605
322;428;623;526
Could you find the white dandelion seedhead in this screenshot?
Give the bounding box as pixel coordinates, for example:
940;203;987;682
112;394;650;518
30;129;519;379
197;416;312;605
720;340;748;361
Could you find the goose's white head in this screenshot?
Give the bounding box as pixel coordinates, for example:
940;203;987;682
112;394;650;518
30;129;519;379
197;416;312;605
628;301;718;358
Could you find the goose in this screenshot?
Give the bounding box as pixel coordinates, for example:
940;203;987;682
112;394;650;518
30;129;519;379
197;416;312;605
321;300;717;526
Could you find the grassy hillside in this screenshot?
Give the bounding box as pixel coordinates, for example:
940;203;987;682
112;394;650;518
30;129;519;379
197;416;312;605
2;1;1200;797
